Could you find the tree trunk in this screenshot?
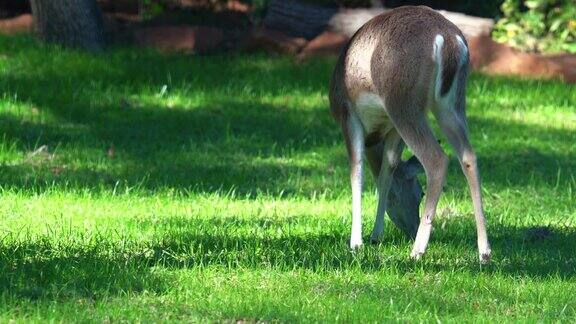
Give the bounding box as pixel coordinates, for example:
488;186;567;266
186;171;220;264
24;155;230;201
30;0;105;51
263;0;337;40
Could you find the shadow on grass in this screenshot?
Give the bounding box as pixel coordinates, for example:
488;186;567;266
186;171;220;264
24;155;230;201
0;99;335;196
0;239;169;300
1;217;574;302
0;105;573;195
0;36;574;303
0;35;574;196
135;218;576;278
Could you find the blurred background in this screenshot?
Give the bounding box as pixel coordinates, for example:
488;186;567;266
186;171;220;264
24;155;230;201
0;0;574;81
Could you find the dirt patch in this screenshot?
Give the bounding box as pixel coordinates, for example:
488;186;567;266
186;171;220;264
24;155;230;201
134;25;227;54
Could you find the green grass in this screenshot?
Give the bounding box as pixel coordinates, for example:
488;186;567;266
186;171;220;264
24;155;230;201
0;34;575;322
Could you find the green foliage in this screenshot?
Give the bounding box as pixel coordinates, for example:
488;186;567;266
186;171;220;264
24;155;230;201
493;0;576;53
0;34;575;321
139;0;167;19
245;0;269;24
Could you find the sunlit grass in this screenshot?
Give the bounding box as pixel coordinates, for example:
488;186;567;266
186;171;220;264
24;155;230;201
0;34;575;322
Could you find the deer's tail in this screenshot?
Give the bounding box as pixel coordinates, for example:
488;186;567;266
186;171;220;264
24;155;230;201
432;34;469;101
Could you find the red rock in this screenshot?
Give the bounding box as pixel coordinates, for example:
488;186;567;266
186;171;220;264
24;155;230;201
133;26;225;54
226;0;250;13
244;27;307;55
468;34;576;83
0;14;33;34
168;0;250;13
467;34;501;70
297;31;348;60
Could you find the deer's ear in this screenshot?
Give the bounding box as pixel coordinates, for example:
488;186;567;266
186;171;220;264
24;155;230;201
403;155;424;179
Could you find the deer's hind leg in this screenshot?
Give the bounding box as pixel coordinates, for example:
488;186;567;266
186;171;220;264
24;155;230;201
385;98;449;259
432;74;491;263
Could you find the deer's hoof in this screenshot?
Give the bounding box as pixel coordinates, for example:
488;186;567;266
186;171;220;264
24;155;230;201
349;237;363;251
410;250;424;260
479;250;492;264
369;234;382;245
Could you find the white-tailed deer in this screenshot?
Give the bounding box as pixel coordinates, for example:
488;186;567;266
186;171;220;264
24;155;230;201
329;6;491;262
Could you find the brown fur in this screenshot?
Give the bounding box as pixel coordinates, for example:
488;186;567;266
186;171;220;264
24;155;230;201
441;35;462;96
329;6;491;261
330;6;466;124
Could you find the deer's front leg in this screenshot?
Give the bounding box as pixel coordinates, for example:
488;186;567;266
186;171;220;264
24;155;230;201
365;142;385;243
366;132;402;243
434;104;491;263
344;113;365;250
370;166;393;243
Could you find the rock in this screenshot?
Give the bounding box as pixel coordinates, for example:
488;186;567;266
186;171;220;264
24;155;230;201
244;27;307;55
297;30;348;60
467;34;508;69
226;0;251;13
328;8;385;37
328;7;494;41
436;10;494;39
0;14;33;34
133;26;225;54
468;34;576;83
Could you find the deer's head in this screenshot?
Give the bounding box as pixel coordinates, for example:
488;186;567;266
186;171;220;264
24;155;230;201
388;156;424;239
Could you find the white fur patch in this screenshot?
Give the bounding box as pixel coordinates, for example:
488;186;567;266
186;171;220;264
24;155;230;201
432;34;444;100
436;34;467;109
455;35;468;67
432;34;444;62
354;92;388;133
347;113;364;249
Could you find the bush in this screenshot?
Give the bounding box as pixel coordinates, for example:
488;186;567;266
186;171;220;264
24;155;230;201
492;0;576;53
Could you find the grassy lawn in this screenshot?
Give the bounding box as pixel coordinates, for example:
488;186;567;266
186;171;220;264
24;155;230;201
0;34;574;322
